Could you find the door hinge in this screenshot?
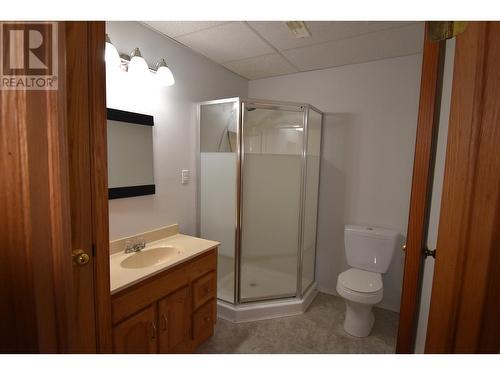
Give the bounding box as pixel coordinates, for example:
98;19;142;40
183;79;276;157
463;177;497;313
424;247;436;259
428;21;468;41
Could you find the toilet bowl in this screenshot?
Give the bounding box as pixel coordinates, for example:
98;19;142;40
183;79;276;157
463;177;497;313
336;268;383;337
337;225;399;337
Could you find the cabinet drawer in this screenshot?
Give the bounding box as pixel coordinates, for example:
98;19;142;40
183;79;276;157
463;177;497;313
192;271;216;310
192;300;214;344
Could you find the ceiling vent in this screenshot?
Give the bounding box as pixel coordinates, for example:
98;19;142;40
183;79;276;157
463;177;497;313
285;21;312;39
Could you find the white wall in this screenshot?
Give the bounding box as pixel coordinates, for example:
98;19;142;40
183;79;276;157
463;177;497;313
106;21;247;240
249;54;423;311
414;39;456;353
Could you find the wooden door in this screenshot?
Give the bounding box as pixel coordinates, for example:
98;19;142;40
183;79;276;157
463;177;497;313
396;23;444;353
65;21;112;353
113;305;157;354
425;22;500;353
0;20;109;353
0;21;74;353
158;286;191;353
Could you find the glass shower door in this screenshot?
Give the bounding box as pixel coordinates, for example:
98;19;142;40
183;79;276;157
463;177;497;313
199;99;239;303
240;103;305;301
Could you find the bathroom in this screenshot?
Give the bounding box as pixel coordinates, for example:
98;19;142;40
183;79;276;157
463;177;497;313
104;20;433;354
4;5;500;370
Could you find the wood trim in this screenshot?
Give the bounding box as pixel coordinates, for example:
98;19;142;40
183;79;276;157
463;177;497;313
396;23;444;353
65;21;111;353
65;21;97;353
87;21;113;353
426;22;500;353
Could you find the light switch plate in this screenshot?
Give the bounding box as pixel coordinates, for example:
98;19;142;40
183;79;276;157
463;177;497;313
181;169;190;185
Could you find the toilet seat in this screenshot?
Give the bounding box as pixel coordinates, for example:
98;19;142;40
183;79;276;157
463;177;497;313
336;268;383;305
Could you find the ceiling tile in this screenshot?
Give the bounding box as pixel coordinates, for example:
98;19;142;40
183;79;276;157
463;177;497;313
223;53;298;80
142;21;229;38
176;22;274;63
282;23;424;72
248;21;420;50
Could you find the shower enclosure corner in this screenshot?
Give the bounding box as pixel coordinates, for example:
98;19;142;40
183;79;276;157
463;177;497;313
198;97;322;311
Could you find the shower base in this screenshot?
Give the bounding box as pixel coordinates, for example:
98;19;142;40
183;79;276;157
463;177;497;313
218;256;299;301
217;282;318;323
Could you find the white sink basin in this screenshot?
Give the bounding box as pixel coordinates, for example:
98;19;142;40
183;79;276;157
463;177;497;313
120;246;183;269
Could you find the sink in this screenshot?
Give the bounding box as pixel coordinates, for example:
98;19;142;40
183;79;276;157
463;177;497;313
120;246;183;269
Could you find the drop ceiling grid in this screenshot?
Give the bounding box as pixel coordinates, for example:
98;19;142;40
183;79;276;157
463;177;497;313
243;22;300;69
222;53;298;80
176;22;275;63
142;21;425;80
282;23;425;72
247;21;420;51
143;21;231;38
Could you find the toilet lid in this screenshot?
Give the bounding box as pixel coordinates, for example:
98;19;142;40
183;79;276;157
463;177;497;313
338;268;382;293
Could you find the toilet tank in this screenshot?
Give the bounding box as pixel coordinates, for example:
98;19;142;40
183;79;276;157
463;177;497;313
344;225;399;273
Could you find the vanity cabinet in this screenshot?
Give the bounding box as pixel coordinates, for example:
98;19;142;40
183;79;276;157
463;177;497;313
113;305;157;353
111;248;217;354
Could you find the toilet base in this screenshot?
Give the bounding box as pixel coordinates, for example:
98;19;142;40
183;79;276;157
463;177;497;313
343;299;375;337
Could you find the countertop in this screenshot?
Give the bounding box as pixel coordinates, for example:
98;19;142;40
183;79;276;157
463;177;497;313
110;233;219;294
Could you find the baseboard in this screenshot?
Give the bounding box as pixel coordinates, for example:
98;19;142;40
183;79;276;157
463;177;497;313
217;282;319;323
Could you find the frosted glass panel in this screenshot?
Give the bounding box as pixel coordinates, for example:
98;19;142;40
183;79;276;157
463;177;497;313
302;109;322;293
199;101;238;303
240;106;304;300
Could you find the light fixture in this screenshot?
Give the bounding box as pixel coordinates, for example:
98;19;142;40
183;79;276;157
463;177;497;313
155;58;175;86
108;42;176;86
105;34;121;68
285;21;311;39
127;47;149;77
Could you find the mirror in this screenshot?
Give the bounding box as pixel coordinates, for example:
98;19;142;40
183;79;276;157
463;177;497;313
107;108;155;199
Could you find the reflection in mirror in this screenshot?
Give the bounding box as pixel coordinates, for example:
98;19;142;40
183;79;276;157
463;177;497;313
107;108;155;199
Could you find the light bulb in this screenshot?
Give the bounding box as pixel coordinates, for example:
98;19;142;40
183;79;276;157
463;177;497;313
155;58;175;86
128;48;149;77
105;34;120;68
156;66;175;86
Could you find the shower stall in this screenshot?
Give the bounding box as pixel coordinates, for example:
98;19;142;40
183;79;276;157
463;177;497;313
198;97;322;321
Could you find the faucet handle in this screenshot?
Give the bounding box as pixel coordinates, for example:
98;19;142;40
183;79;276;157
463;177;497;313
124;240;134;253
137;237;146;249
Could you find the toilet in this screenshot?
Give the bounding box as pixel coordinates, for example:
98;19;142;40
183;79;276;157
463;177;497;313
336;225;399;337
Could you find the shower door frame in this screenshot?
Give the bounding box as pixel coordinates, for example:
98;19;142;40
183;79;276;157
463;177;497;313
197;97;323;305
196;96;242;305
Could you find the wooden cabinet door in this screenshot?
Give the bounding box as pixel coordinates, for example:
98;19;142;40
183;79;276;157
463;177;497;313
113;305;157;353
158;286;191;353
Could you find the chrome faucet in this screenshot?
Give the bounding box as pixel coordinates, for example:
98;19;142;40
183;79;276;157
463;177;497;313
124;238;146;254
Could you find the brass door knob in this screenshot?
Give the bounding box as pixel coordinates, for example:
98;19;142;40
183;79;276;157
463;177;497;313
72;249;90;266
